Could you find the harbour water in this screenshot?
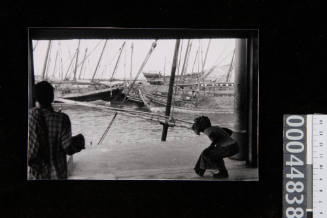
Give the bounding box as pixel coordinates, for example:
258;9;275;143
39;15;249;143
53;101;235;149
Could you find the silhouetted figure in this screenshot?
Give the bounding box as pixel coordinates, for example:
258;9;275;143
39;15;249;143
192;116;239;178
28;81;85;179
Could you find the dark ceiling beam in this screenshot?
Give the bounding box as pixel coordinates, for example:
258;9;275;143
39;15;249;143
29;27;258;40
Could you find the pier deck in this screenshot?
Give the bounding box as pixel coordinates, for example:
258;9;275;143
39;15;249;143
68;137;258;180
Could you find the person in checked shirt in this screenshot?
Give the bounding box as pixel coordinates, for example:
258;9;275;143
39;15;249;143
28;81;85;180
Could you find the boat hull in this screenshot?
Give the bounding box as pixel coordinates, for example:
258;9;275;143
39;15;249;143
54;81;125;102
138;88;234;114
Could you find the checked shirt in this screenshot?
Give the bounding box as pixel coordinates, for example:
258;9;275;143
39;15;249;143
28;106;72;179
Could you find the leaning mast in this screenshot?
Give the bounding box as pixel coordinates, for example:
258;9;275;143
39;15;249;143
110;41;126;81
41;40;52;80
73;40;81;81
91;40;108;82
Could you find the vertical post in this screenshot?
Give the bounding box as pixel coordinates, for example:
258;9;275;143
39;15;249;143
28;35;35;108
247;36;258;167
245;38;253;166
73;40;81;81
161;39;180;142
232;38;248;161
41;40;52;80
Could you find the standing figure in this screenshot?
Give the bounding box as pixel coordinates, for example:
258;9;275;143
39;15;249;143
28;81;85;180
192;116;239;178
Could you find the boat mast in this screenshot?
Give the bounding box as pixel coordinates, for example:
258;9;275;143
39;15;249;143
51;46;59;80
161;39;181;141
175;40;184;85
64;51;77;80
57;41;63;80
91;40;108;82
191;48;199;73
180;39;192;77
226;49;235;82
78;48;88;80
199;39;204;70
60;55;63;81
33;40;39;51
163;56;166;77
202;39;211;72
200;39;212;83
41;40;52;80
97;40;158;145
44;41;53;80
82;60;89;79
176;40;183;75
197;43;201;93
121;40;158;105
130;42;134;81
123;45;127;82
73;40;81;81
110;41;126;81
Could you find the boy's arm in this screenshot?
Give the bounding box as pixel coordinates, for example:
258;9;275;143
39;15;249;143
208;131;221;147
61;114;84;155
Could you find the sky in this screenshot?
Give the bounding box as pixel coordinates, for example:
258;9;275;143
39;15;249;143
32;38;235;80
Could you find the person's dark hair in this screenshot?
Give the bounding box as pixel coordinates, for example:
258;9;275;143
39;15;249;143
193;116;211;133
34;81;54;106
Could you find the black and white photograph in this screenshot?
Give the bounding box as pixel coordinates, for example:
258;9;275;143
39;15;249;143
27;28;259;180
3;2;327;217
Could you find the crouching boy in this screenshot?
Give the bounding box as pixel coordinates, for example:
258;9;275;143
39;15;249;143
192;116;239;178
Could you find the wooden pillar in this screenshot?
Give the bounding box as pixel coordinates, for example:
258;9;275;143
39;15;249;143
232;38;248;161
161;39;181;141
28;36;35;109
247;36;259;167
